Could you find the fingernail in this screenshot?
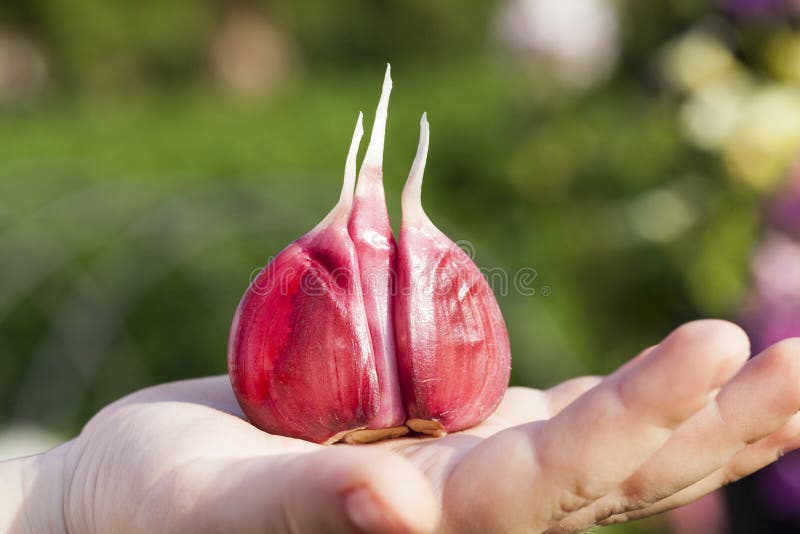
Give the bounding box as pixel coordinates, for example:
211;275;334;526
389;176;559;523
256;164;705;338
345;487;409;533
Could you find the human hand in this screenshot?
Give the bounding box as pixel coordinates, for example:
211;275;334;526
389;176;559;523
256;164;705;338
6;320;800;533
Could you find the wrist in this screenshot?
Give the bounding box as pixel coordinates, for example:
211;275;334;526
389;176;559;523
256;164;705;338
1;441;71;534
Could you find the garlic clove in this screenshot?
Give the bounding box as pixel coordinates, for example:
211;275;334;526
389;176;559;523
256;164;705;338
395;114;512;436
228;114;380;444
347;65;407;440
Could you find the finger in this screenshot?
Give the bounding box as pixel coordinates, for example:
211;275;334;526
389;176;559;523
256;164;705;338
567;337;800;528
442;320;749;533
541;347;652;419
546;376;603;417
491;374;649;431
459;378;606;442
600;338;800;524
603;412;800;525
170;447;440;534
543;320;748;503
618;338;800;503
476;378;603;430
484;387;551;426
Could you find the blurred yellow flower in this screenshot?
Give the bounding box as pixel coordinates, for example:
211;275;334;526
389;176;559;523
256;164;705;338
625;187;696;243
723;85;800;190
680;71;753;149
765;31;800;86
660;30;738;93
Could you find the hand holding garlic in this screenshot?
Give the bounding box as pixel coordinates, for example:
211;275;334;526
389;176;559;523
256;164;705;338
5;70;800;534
5;321;800;533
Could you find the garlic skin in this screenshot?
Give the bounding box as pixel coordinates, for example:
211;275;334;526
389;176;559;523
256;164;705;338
348;66;406;434
395;114;512;436
228;115;380;445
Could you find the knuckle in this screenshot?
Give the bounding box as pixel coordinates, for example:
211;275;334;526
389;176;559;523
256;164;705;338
721;465;746;486
554;485;594;519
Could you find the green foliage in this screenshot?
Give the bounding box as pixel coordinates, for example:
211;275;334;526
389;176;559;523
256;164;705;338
17;0;210;91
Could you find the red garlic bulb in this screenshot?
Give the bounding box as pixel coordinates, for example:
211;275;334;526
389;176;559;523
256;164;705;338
228;67;511;444
396;114;512;437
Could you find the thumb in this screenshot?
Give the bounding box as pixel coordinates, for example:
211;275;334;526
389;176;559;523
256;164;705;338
190;447;440;534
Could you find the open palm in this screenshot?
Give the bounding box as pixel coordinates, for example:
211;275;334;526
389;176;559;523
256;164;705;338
59;320;800;533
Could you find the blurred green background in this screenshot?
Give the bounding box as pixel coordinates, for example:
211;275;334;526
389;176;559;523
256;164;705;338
2;1;800;531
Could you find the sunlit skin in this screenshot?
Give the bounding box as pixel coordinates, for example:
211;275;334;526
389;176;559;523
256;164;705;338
5;320;800;533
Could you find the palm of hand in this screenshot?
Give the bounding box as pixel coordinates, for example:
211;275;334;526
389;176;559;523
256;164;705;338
63;321;800;534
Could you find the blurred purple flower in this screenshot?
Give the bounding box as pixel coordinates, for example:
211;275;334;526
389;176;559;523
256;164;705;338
741;164;800;524
751;234;800;305
723;0;786;18
757;452;800;521
747;298;800;352
769;166;800;236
